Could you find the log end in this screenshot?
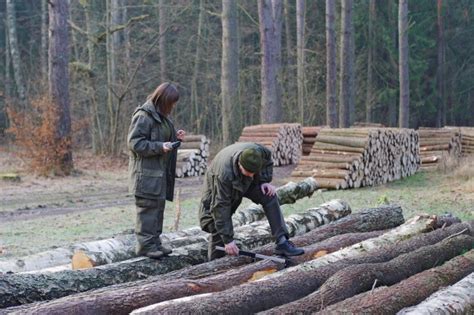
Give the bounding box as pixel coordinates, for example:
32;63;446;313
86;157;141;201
72;250;96;270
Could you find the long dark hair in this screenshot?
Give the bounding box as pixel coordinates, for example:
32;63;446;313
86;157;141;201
147;82;179;116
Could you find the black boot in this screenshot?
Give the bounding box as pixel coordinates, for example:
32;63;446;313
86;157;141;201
274;239;304;257
156;243;172;255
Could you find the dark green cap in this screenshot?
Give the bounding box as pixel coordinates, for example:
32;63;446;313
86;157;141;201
239;148;262;173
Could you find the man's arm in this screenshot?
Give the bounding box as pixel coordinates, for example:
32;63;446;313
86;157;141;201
127;113;165;157
258;145;273;183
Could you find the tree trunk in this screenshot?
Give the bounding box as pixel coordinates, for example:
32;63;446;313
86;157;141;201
13;231;384;315
128;215;441;314
191;0;205;132
296;0;305;124
398;0;409;128
398;272;474;315
259;0;283;123
325;0;337;128
339;0;352;128
159;0;167;82
366;0;375;123
49;0;74;174
436;0;447;127
0;200;350;307
318;249;474;314
221;0;240;145
40;0;48;82
6;0;28;109
270;235;474;313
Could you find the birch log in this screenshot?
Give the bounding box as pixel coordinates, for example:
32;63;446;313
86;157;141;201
269;235;474;313
0;200;349;308
397;272;474;315
318;250;474;314
128;215;440;314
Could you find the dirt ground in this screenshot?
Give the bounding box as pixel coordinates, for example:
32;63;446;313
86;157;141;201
0;147;473;258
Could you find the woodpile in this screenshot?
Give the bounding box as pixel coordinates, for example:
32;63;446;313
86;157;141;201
292;128;420;189
446;125;474;156
238;123;303;166
3;205;472;314
301;126;323;156
175;134;210;177
418;127;462;171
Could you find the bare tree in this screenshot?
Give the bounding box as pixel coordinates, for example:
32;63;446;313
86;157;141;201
48;0;74;173
258;0;283;123
325;0;337;128
296;0;305;124
191;0;205;132
398;0;409;128
6;0;27;109
366;0;375;123
339;0;353;128
159;0;167;82
436;0;446;127
41;0;49;82
221;0;240;145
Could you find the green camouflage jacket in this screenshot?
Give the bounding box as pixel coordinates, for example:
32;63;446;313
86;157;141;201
199;142;273;244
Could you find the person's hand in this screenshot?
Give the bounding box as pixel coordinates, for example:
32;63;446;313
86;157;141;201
261;183;276;196
224;240;239;256
162;142;173;153
176;129;186;141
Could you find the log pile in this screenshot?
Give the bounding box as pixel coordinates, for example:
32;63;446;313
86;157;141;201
418;127;462;171
238;123;303;166
291;128;420;189
301;126;322;156
3;207;472;314
175;134;210;177
446;126;474;156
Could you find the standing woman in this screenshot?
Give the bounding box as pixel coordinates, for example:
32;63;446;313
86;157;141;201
127;82;185;259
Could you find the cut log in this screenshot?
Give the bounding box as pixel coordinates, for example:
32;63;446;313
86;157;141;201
397;272;474;315
317;250;474;314
0;200;350;308
269;235;474;313
130;215;443;314
10;231;384;315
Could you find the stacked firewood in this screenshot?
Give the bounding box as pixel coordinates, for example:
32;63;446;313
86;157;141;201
446;126;474;156
238;123;303;166
291;128;420;189
418;127;462;171
301;126;322;156
175;135;210;177
5;207;473;315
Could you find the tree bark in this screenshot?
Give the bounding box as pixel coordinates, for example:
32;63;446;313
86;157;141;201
436;0;447;127
397;272;474;315
270;235;474;313
6;0;28;109
325;0;337;128
339;0;352;128
221;0;240;145
49;0;74;174
398;0;410;128
159;0;167;82
296;0;305;124
318;249;474;314
130;215;441;314
258;0;283;123
40;0;48;82
190;0;205;132
12;231;384;315
366;0;375;123
0;200;349;307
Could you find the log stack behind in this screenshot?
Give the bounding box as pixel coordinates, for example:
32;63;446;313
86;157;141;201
445;126;474;156
175;135;210;177
418;127;462;171
301;126;322;156
291;128;420;189
238;123;303;166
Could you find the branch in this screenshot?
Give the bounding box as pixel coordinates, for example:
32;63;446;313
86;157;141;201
97;14;149;42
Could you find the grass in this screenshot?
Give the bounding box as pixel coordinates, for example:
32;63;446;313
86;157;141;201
0;163;473;258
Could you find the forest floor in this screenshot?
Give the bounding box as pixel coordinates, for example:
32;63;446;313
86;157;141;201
0;146;473;259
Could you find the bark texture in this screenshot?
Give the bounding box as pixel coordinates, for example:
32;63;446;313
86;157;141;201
127;215;440;314
318;250;474;314
397;272;474;315
12;231;384;315
269;235;474;313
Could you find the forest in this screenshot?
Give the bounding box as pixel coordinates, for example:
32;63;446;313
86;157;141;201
1;0;473;162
